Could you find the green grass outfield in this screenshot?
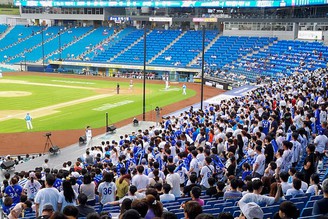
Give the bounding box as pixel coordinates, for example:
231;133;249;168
0;74;195;133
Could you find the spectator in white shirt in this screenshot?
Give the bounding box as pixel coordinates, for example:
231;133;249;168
132;166;150;192
200;157;214;189
166;165;181;198
189;150;200;177
160;184;175;203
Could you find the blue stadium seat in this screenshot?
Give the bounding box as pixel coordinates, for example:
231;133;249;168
300;207;314;217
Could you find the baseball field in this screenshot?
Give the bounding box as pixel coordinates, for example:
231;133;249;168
0;73;196;133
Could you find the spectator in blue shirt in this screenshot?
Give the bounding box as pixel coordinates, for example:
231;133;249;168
286;178;304;197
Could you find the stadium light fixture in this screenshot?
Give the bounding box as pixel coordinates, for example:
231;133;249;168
41;27;45;71
200;25;205;111
142;25;147;121
58;31;62;60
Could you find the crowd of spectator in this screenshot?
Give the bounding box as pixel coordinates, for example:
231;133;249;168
2;66;328;219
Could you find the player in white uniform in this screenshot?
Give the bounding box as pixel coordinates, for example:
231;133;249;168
85;126;92;147
182;84;187;95
165;80;170;90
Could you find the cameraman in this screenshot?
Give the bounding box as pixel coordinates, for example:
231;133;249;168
155;106;162;127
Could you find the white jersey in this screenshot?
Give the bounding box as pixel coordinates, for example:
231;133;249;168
166;173;181;198
190;158;200;176
200;165;214;188
97;182;117;205
23;180;41;200
253;154;266;175
282;149;293;172
176;166;188;184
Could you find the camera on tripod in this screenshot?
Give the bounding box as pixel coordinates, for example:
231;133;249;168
44;132;52;137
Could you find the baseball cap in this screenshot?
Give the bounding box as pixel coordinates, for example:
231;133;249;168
141;158;147;164
29;172;36;179
322;179;328;193
240;202;263;219
42;203;54;211
71;172;80;178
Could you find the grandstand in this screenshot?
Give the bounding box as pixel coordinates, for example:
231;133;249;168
1;0;328;218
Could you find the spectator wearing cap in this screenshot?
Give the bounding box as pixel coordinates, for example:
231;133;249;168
23;172;41;201
35;174;62;217
238;202;263;219
312;178;328;215
75;193;96;217
36;203;54;219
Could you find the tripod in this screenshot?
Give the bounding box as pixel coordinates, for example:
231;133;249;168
43;135;54;154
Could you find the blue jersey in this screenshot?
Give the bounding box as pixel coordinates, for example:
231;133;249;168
5;184;22;204
262;120;270;135
53;178;62;191
94;174;103;184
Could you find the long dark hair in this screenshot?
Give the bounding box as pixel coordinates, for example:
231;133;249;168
144;194;163;217
62;180;75;203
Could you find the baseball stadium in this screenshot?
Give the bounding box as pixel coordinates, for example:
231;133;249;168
0;0;327;218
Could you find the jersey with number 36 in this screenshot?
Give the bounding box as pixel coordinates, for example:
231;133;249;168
97;182;117;204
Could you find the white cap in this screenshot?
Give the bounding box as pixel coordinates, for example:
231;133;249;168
71;172;80;178
29;172;36;178
240;202;263;219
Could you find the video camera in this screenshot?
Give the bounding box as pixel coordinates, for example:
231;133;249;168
44;132;52;137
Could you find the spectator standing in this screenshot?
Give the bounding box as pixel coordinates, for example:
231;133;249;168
35;174;62;217
200;157;214;189
79;174;96;206
23;172;41;201
132;166;150;191
59;180;78;211
98;172;117;205
166;165;181;198
5;177;23;205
